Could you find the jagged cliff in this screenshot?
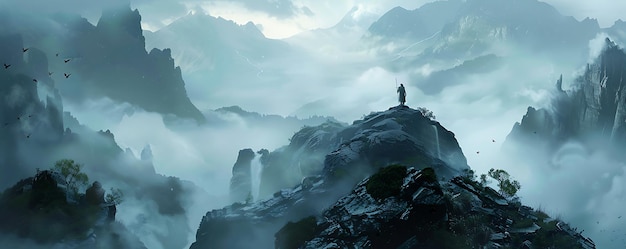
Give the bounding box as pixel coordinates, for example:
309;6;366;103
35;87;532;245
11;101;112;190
50;6;205;123
505;38;626;157
229;149;256;203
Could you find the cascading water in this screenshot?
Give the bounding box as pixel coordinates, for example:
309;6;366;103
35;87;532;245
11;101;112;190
431;125;441;158
250;155;263;201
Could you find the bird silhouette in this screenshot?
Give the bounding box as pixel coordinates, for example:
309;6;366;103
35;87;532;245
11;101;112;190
492;139;495;142
55;53;59;57
26;134;31;138
64;73;71;78
48;72;53;76
33;79;37;83
476;151;480;154
64;59;71;63
3;63;10;69
22;48;29;53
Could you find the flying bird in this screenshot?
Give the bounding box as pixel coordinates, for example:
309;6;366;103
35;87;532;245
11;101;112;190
3;63;10;69
22;48;29;53
476;151;480;154
492;139;495;142
33;79;37;83
64;59;71;63
48;72;53;76
55;53;59;57
64;73;71;78
26;134;31;138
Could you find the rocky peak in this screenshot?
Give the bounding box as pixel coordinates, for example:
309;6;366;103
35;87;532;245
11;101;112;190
97;5;145;47
140;144;153;161
229;149;256;203
367;1;463;40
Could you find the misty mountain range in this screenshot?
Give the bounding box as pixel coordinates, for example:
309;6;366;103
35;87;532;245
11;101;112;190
1;0;625;248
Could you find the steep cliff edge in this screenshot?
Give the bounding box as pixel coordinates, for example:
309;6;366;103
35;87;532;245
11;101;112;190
504;38;626;158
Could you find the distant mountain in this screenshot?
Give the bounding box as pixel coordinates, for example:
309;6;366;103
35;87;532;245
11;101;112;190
367;0;463;42
363;0;626;95
144;13;297;103
191;106;593;249
208;105;341;128
0;6;205;123
285;6;380;51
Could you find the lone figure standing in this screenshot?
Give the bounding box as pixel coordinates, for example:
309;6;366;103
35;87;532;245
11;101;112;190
397;83;406;106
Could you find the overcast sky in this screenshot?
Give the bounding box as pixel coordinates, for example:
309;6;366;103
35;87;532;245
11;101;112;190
2;0;623;38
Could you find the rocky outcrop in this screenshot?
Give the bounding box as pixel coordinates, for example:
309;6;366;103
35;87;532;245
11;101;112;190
258;106;469;199
229;149;256;203
504;38;626;157
259;121;345;198
0;170;144;249
290;167;594;249
191;106;471;249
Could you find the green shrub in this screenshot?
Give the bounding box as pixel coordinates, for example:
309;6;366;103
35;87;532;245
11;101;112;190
366;165;408;200
420;167;437;183
275;216;317;249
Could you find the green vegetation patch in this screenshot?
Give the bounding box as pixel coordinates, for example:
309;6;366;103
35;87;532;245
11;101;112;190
366;165;408;200
275;216;317;249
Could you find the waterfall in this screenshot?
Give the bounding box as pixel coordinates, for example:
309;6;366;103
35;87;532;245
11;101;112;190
250;156;263;201
432;125;441;158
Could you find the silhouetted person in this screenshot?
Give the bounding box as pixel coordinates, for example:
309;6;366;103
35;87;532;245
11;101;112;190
86;181;105;205
397;83;406;106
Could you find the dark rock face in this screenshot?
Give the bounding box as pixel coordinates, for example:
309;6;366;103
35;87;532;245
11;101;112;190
229;148;256;203
86;181;105;205
504;39;626;157
192;106;471;249
259;121;345;198
259;106;469;199
52;6;205;123
0;34;65;189
301;168;594;249
324;106;469;185
303;167;447;248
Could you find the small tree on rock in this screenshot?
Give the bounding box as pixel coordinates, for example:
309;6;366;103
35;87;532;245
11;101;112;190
53;159;88;196
487;168;521;198
105;187;124;205
417;107;436;120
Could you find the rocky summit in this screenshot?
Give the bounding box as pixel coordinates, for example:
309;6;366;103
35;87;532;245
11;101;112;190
192;106;593;249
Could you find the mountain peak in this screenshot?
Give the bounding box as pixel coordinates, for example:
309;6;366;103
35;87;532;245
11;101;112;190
97;5;144;42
